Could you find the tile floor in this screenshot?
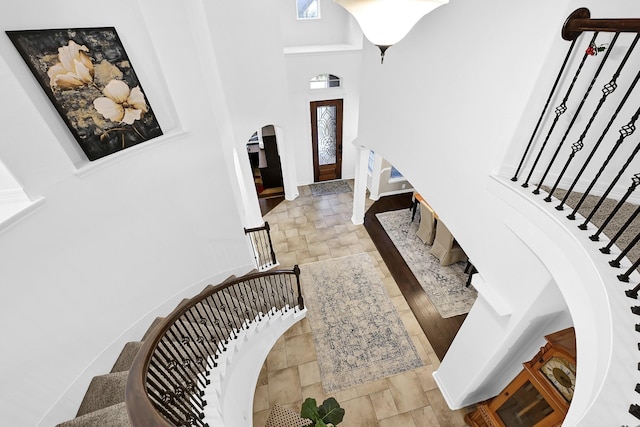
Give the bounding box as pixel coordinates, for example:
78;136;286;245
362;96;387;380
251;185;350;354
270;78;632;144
252;183;471;427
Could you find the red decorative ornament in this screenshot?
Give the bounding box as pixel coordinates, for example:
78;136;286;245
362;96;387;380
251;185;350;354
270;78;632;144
586;42;607;56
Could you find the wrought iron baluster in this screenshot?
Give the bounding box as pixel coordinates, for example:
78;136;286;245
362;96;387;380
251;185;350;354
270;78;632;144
608;232;640;268
271;274;287;311
626;283;640;299
147;360;194;422
219;289;242;336
512;39;578;181
189;303;219;365
535;33;619;197
265;222;277;266
239;280;260;322
200;296;228;352
549;34;640;204
250;277;269;316
616;257;640;282
229;285;249;329
564;70;640;219
601;203;640;254
146;369;189;424
182;307;216;370
154;345;194;396
208;292;234;341
522;32;597;188
294;265;304;310
156;338;197;390
590;174;640;241
576;128;640;230
173;317;210;377
165;327;208;390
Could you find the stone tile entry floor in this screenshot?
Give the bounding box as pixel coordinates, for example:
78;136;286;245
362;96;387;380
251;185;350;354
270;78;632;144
252;183;472;426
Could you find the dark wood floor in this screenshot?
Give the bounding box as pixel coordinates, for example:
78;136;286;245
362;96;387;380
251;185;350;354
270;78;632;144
363;193;466;361
261;191;464;360
259;195;285;217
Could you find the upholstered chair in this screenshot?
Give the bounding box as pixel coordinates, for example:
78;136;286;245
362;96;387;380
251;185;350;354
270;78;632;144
430;220;467;266
415;200;436;245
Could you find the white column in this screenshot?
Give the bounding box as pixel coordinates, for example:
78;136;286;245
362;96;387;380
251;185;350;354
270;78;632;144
351;143;370;225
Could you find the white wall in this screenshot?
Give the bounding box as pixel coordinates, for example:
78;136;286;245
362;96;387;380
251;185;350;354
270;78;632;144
0;0;278;425
279;0;358;47
355;0;640;424
353;0;573;413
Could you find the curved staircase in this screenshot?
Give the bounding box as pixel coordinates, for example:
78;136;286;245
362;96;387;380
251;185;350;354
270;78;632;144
55;268;305;427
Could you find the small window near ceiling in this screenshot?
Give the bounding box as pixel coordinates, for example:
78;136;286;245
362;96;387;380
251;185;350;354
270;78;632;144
310;74;341;90
297;0;320;20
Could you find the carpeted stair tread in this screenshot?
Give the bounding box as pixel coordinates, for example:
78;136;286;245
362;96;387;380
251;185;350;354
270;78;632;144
76;371;128;417
141;316;165;341
221;274;237;284
110;341;143;373
57;402;131;427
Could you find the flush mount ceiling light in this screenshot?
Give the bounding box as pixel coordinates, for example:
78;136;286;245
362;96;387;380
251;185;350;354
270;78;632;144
334;0;448;63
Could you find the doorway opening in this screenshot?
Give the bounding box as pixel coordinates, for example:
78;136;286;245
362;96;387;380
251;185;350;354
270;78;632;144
310;99;343;182
246;125;285;214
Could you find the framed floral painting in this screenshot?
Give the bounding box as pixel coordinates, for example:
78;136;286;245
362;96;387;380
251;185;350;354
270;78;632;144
6;27;163;161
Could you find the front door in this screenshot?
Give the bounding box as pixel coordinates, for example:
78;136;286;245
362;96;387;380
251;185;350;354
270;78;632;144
310;99;343;182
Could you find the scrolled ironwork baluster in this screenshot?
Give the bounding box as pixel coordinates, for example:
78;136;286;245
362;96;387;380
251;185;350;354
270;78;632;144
251;277;269;316
563;69;640;219
512;39;578;182
535;33;619;196
156;339;199;390
147;364;193;422
174;317;210;377
200;296;227;355
522;33;597;189
239;280;260;322
146;374;187;425
189;303;218;365
577;132;640;230
165;327;208;389
590;174;640;241
208;292;235;341
546;141;584;203
551;34;640;206
218;289;241;336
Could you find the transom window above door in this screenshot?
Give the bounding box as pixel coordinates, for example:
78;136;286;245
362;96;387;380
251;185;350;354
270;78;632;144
297;0;320;19
310;74;341;89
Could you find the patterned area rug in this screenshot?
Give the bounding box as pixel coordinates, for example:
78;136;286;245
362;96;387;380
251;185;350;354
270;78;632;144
376;209;478;318
309;180;352;197
300;253;423;393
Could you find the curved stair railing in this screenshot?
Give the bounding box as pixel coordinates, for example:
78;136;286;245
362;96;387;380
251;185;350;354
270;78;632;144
509;8;640;421
125;267;303;426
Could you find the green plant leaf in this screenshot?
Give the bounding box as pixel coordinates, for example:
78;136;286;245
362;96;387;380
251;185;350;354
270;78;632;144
318;397;345;425
301;397;321;421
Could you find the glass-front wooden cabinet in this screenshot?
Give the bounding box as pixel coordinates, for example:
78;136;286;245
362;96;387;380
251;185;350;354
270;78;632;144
465;328;576;427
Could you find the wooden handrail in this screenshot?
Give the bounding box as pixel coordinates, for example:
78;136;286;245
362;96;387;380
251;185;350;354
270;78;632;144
125;267;303;426
563;7;640;40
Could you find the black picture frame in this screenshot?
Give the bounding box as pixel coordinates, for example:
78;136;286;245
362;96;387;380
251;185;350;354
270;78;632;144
6;27;163;161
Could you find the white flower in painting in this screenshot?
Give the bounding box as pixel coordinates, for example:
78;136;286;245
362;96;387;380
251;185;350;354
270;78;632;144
93;79;148;125
47;40;94;89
